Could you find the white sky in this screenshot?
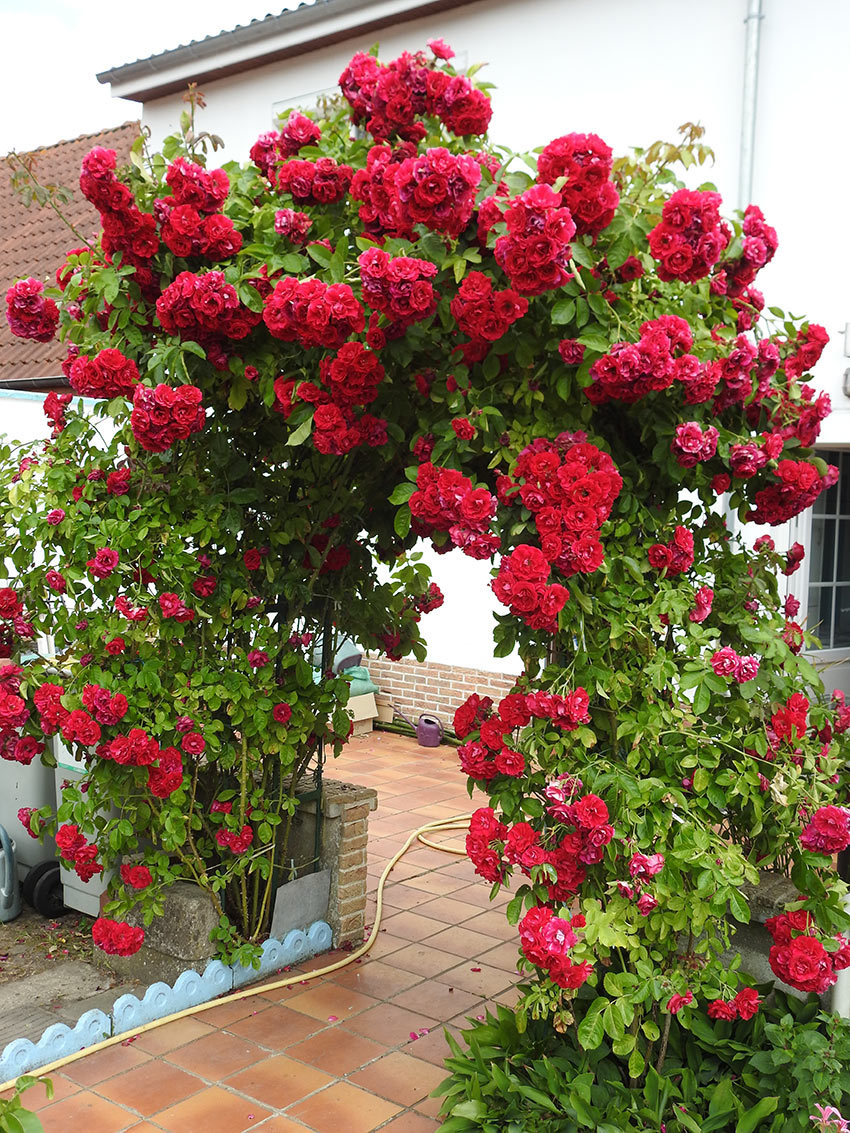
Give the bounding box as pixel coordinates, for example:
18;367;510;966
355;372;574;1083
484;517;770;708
0;0;295;155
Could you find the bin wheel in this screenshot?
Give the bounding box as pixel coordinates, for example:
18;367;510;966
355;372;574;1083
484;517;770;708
22;859;56;907
30;862;67;918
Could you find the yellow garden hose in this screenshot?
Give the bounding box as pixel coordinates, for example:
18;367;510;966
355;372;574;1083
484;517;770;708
0;814;473;1093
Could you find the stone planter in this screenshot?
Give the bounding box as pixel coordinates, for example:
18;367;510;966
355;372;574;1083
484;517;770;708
104;777;377;983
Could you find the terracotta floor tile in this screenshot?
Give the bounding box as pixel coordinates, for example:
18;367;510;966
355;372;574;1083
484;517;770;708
154;1084;272;1132
286;1025;388;1076
196;995;267;1028
477;939;522;973
227;1003;323;1048
402;1023;458;1069
377;910;445;943
254;1118;314;1131
389;980;480;1022
449;882;508;909
38;1090;139;1133
328;959;423;997
96;1060;203;1115
463;908;520;938
123;1123;165;1132
287;1081;401;1132
10;1073;80;1111
433;961;515;999
348;1050;448;1108
395;846;458;872
378;1110;441;1131
381;883;441;911
387;943;461;978
414;1094;444;1119
65;1043;152;1087
166;1029;267;1077
413;895;482;924
346;1002;438;1045
434;858;479;880
424;925;503;959
360;931;410;960
224;1054;334;1109
285;981;380;1022
401;872;469;896
133;1015;217;1055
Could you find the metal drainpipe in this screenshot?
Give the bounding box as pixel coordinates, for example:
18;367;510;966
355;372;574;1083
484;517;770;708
725;0;765;540
738;0;765;211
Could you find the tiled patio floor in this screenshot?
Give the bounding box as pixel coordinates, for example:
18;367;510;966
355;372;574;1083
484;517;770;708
14;732;520;1132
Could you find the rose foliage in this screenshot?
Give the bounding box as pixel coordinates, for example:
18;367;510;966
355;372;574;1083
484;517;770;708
2;39;850;1086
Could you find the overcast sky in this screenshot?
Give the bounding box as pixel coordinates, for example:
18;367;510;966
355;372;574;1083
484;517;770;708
0;0;294;155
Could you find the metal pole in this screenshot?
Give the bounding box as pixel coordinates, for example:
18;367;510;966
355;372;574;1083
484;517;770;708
738;0;765;210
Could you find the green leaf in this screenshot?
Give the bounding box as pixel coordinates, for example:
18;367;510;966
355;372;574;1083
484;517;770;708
388;482;416;505
628;1046;645;1079
287;414;314;447
736;1097;779;1133
576;997;605;1050
394;507;411;538
728;886;750;924
4;1111;46;1133
450;1099;488;1119
551;299;575;325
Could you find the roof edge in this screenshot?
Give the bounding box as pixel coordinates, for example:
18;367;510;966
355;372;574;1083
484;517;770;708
97;0;480;102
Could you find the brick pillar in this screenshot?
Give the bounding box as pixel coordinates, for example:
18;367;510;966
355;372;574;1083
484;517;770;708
293;779;377;947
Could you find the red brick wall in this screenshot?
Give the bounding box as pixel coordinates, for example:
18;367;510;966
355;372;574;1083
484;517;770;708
365;655;519;730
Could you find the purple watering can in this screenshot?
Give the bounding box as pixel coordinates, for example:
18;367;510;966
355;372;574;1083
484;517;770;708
396;709;444;748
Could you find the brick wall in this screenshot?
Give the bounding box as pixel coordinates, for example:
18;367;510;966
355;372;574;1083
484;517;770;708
365;655;519;730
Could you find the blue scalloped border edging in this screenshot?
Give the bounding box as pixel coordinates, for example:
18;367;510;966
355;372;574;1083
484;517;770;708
0;919;333;1081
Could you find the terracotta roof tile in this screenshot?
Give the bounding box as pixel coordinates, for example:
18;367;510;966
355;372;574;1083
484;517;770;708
0;121;140;381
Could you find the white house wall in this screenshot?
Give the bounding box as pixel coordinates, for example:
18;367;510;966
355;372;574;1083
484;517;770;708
134;0;850;671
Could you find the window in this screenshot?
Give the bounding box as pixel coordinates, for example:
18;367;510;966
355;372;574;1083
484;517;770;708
807;449;850;648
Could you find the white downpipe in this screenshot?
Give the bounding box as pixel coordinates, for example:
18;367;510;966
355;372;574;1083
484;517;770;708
738;0;764;210
830;893;850;1018
724;0;765;540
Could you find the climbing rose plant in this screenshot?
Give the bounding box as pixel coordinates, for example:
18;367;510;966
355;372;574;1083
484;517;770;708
2;35;849;1065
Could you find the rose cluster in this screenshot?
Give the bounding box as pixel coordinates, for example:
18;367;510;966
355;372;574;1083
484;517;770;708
518;904;593;990
155;157;241;260
498;436;622;579
720;204;778;300
263;277;365;348
409;462;499;560
706;988;760;1021
69;348;139;399
689;585;714;623
156;271;261;359
449;271;527;345
647;187;730;282
277;157;353;204
670;422;719;468
249;111;322;180
748;458;836;526
339;46;491;142
274;208;312;244
614;851;665;917
0;592;35;659
82;683;128;725
766;908;850;995
785;323;830;382
710;646;760;684
536;132;620;238
586;315;696;404
350;143;416;240
55;823;103;883
131;384;205;453
91;916;145;956
648;526;694;575
80;146;159;268
494;184;576;296
318;342;385;409
771;693;809;745
800;805;850;854
392;147;481;239
6;277;59;342
216;824;254;853
358;246;438;330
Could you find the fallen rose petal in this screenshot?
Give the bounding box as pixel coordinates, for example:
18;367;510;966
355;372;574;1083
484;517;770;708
409;1031;419;1040
470;967;481;972
328;1015;339;1022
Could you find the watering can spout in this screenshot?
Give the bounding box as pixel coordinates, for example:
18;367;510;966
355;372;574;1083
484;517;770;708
0;823;22;923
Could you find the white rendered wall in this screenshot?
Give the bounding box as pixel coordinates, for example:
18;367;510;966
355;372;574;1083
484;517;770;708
133;0;850;671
